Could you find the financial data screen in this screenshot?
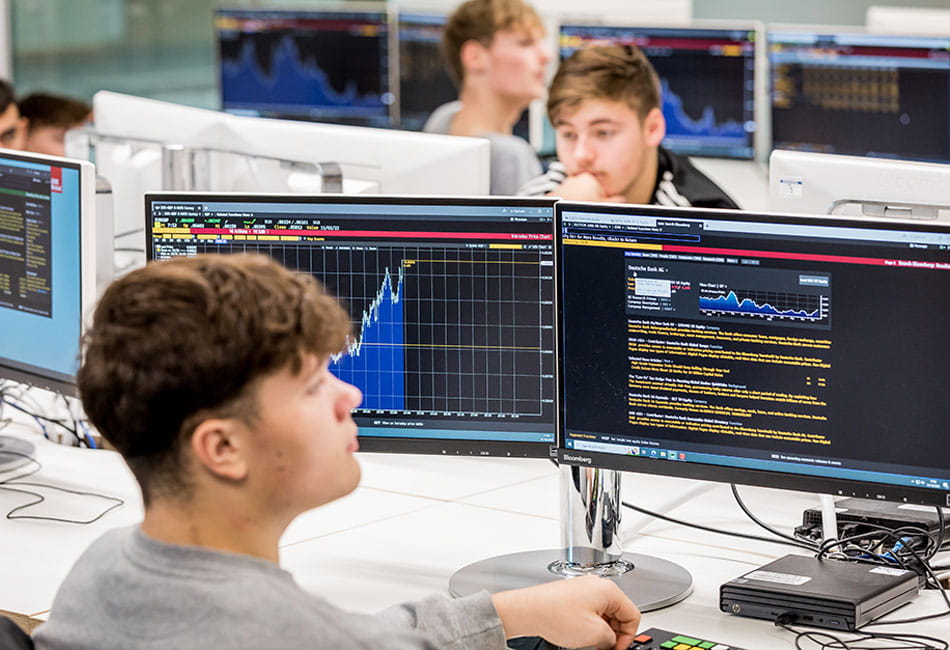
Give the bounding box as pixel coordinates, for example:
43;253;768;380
398;13;457;131
0;155;83;387
558;204;950;504
215;9;393;127
558;25;757;159
769;30;950;162
148;197;556;455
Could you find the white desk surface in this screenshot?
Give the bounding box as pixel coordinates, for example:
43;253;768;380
1;430;947;646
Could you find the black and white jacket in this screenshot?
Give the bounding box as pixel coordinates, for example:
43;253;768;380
517;146;740;209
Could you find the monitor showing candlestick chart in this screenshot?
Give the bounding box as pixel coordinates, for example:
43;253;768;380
145;194;557;456
557;23;759;159
214;8;393;127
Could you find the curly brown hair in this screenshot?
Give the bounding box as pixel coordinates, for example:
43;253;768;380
78;253;350;503
442;0;544;85
547;44;661;124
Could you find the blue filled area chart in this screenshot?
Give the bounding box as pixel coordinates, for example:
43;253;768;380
217;17;389;121
661;79;748;149
333;265;406;410
699;289;826;322
314;244;552;418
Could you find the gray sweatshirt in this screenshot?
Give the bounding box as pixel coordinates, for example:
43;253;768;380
33;526;508;650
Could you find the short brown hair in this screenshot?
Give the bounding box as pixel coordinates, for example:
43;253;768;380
547;44;661;123
442;0;544;85
17;92;91;131
78;254;350;503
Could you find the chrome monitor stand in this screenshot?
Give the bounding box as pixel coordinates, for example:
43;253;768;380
450;465;693;611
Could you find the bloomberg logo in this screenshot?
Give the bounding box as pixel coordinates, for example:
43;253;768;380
562;454;593;465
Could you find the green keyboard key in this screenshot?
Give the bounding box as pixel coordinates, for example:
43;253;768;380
672;636;702;646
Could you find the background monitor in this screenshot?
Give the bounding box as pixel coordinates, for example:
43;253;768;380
146;194;556;457
220;104;491;195
74;91;491;251
396;11;456;131
768;27;950;163
555;22;759;159
768;149;950;220
0;149;100;396
557;201;950;508
214;8;394;127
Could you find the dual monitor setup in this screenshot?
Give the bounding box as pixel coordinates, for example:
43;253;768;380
3;138;948;631
213;7;950;164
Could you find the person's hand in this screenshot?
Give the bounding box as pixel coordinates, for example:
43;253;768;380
491;575;641;650
546;172;626;203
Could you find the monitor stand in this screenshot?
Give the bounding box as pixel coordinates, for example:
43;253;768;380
0;435;35;472
450;465;693;611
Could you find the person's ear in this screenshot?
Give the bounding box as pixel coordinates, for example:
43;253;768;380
460;39;489;76
190;418;249;482
642;107;666;148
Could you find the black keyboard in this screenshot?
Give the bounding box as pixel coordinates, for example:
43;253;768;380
505;626;746;650
629;627;747;650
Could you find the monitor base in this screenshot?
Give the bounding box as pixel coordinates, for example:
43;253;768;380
0;435;36;472
449;549;692;612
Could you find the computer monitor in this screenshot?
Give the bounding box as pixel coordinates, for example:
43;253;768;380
145;194;557;457
0;150;102;468
555;22;760;159
396;11;457;131
551;200;950;611
214;8;394;128
73;91;491;250
558;200;950;504
219;110;491;195
768;149;950;220
768;27;950;163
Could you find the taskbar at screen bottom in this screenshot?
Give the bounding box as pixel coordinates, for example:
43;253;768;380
359;435;555;458
557;448;950;508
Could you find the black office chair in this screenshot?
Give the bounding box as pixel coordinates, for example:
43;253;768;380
0;616;34;650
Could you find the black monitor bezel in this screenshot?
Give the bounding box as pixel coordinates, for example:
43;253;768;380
145;192;558;458
555;201;950;507
0;151;89;398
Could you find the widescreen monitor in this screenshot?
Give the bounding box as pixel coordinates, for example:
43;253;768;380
214;8;394;128
146;194;556;457
768;149;950;220
768;27;950;163
0;149;101;396
556;23;760;159
76;91;491;249
557;202;950;508
396;11;456;131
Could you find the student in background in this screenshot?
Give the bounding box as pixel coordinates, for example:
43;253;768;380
33;253;641;650
519;45;739;209
18;92;92;157
424;0;550;195
0;80;27;150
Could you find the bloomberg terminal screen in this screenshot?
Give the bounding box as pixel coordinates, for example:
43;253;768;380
149;198;556;450
770;30;950;162
559;206;950;496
